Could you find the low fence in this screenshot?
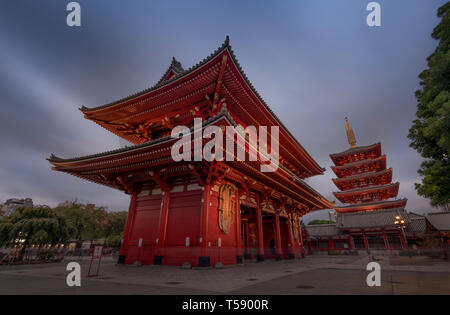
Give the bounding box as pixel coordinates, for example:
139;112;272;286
0;246;120;265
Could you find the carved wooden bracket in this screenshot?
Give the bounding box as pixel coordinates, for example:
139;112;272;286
148;169;171;192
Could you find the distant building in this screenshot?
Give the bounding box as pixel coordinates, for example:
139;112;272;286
426;212;450;244
0;198;33;216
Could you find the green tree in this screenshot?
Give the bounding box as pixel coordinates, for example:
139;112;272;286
57;204;127;245
0;207;72;260
408;2;450;208
104;211;128;238
57;204;91;241
104;211;127;248
106;234;123;248
84;206;109;239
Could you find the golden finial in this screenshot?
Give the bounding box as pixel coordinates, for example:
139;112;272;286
345;117;357;148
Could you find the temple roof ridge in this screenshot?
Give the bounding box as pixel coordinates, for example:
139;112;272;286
49;106;235;164
80;36;232;113
76;35;325;175
154;57;185;86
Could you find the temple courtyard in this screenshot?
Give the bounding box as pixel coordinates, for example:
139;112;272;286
0;254;448;295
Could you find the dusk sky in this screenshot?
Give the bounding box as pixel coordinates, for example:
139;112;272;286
0;0;446;222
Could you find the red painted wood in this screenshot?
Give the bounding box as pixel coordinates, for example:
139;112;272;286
156;190;171;255
200;185;211;259
235;189;242;258
274;214;283;256
120;192;138;257
255;193;265;257
125;194;162;264
286;218;297;257
363;232;368;249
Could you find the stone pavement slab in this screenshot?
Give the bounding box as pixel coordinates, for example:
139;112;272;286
0;255;448;295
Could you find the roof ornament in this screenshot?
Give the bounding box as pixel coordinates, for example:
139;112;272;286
345;117;357;148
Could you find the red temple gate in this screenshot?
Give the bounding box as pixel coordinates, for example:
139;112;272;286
48;37;333;267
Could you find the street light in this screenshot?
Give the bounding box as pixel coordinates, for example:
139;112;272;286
394;213;408;249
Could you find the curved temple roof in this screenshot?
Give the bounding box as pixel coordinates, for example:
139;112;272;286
333;182;400;198
48;108;334;211
78;36;325;178
330;143;381;159
334;199;408;213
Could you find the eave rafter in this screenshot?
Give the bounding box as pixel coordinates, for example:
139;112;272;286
148;168;172;192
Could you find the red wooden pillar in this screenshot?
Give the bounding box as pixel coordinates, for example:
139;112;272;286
299;225;304;257
199;184;211;267
286;217;296;259
154;189;171;264
273;213;283;260
383;230;389;250
328;239;335;250
363;231;368;250
243;219;251;259
348;235;353;250
255;193;265;262
235;189;243;264
119;192;138;263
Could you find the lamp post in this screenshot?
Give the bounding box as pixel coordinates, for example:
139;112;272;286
394;213;408;249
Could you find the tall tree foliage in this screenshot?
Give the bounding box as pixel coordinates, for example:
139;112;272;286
0;203;128;256
0;207;71;258
408;2;450;209
58;204;126;242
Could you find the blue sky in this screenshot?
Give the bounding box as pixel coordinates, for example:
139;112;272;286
0;0;446;221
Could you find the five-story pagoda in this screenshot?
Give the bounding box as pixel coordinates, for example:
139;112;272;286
330;118;407;213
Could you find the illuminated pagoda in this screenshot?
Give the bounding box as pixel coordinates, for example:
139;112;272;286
48;37;333;267
330;117;407;214
304;118;416;252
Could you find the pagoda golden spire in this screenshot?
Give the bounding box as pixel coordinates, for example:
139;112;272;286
345;117;357;148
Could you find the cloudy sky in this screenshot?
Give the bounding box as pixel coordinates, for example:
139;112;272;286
0;0;445;221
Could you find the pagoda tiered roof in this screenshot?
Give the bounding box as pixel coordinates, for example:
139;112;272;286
333;182;400;204
330;143;381;166
331;155;386;178
78;36;324;179
334;199;407;213
332;168;393;191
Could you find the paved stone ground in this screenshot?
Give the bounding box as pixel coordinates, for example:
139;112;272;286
0;254;448;295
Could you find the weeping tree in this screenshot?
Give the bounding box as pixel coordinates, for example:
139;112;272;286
408;2;450;210
56;204;91;242
0;207;72;260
